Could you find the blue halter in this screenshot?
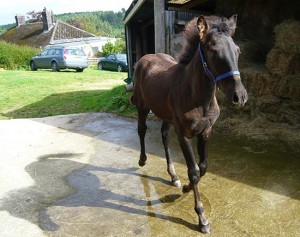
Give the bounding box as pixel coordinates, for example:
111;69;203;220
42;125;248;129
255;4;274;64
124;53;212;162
198;44;240;82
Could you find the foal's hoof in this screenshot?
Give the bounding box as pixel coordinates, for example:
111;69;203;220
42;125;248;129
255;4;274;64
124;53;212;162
182;184;192;193
138;159;146;167
172;179;181;187
200;223;210;234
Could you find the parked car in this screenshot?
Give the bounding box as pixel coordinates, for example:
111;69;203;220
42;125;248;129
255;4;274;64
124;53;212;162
98;54;128;72
30;46;89;72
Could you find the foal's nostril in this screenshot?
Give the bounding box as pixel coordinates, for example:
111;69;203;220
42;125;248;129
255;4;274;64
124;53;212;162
233;92;239;104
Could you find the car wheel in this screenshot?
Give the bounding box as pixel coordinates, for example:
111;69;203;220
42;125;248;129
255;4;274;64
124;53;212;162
52;61;59;72
98;63;103;70
117;65;123;72
76;68;84;72
30;61;37;71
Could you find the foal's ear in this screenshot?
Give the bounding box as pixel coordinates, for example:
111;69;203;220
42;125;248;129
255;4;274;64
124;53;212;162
197;15;208;40
228;14;238;36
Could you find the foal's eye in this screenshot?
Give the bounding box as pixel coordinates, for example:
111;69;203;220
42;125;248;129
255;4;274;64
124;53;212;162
209;49;218;58
210;41;216;46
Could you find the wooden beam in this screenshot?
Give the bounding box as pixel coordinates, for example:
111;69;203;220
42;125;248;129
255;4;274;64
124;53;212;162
154;0;166;53
124;0;147;25
125;25;133;77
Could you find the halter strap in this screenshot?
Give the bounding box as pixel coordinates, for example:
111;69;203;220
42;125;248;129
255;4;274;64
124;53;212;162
198;44;240;82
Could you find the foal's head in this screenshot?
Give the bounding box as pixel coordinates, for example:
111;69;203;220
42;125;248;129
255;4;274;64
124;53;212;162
197;15;248;106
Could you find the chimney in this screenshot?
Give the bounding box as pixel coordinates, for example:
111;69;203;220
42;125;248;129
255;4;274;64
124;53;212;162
42;8;54;31
15;15;25;27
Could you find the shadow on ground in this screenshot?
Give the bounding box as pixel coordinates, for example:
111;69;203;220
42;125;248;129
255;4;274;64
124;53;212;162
0;154;199;235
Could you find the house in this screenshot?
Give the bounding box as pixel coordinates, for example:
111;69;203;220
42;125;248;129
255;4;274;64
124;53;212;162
0;8;116;56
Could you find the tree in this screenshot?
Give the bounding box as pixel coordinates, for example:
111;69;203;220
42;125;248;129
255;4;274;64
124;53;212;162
26;11;42;23
54;10;125;38
102;42;115;57
102;39;126;57
0;27;5;35
114;39;126;54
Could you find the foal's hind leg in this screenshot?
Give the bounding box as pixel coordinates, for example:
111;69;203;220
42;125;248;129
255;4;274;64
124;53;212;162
161;122;181;187
137;108;150;166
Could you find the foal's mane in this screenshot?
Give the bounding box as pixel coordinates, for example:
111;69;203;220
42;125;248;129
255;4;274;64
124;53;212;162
177;15;233;64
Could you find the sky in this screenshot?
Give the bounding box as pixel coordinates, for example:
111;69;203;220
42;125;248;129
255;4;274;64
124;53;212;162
0;0;133;25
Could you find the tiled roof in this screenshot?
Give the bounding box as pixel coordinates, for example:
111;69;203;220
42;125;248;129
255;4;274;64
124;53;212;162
51;21;96;41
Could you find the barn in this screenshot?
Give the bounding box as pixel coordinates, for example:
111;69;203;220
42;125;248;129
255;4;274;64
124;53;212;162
123;0;299;78
123;0;300;145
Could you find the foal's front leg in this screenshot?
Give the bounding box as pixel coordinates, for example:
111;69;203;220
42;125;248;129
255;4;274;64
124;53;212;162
197;134;209;177
161;122;181;187
177;134;210;234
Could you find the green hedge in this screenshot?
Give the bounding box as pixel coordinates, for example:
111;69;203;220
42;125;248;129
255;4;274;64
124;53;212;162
0;41;39;70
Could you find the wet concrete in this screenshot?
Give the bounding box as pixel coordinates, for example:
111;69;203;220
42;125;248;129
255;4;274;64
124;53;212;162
0;112;299;237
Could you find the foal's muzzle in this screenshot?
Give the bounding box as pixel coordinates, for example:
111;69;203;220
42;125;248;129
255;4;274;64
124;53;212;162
232;88;248;107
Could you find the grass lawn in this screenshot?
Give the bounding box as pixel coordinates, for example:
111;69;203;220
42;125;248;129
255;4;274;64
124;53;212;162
0;67;136;119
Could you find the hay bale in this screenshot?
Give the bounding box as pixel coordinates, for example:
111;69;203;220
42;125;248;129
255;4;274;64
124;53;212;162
241;68;276;96
275;74;300;100
274;20;300;53
266;48;300;76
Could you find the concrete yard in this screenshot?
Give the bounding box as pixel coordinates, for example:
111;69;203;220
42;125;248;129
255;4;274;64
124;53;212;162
0;113;299;237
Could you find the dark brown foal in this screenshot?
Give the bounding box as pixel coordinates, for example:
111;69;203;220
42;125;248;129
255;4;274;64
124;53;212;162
132;15;248;233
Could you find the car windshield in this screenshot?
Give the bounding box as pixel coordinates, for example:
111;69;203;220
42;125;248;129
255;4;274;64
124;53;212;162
65;49;86;56
116;54;127;61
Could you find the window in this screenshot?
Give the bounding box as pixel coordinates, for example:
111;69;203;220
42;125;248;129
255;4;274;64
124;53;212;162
54;49;62;55
107;55;115;60
47;49;55;55
76;49;86;56
41;49;49;56
116;54;127;61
